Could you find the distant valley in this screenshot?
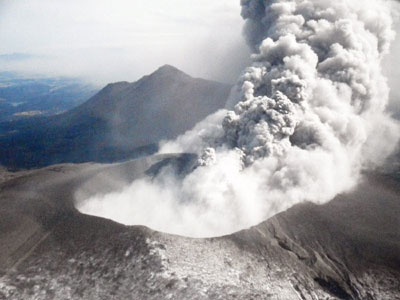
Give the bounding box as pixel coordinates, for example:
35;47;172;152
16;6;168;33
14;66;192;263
0;72;98;122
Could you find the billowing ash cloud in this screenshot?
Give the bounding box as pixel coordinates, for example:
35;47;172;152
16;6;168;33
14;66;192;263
76;0;399;237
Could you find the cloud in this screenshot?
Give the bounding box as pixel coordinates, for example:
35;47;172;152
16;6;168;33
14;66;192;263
383;1;400;119
76;0;400;238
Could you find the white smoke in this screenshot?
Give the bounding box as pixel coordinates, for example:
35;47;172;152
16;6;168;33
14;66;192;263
76;0;400;237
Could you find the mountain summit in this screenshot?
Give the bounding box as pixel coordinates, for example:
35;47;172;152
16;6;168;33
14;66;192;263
153;64;189;76
0;66;231;169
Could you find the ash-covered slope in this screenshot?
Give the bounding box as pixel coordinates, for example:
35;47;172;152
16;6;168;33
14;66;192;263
0;156;399;299
0;65;231;169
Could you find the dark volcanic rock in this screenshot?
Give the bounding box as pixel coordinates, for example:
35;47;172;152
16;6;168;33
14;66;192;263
0;66;231;169
0;156;399;299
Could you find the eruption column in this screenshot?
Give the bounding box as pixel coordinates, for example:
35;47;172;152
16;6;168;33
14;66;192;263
77;0;399;237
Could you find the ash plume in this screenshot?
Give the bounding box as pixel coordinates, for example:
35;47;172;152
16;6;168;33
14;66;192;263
77;0;399;237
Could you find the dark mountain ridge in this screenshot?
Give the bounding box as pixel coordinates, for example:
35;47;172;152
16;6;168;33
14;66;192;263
0;65;231;169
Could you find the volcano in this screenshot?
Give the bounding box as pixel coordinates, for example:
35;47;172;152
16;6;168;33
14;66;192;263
1;0;400;298
0;156;399;299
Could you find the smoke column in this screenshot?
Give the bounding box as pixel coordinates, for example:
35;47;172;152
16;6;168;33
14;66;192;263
76;0;399;237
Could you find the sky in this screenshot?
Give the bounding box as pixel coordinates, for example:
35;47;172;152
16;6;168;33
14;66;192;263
0;0;251;85
0;0;399;116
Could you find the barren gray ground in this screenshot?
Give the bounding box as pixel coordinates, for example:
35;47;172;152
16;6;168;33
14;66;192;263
0;155;399;299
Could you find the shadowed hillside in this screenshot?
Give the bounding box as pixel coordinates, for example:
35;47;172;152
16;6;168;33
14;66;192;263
0;66;231;169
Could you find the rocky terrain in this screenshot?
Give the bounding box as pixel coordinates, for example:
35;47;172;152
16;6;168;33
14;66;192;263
0;155;399;299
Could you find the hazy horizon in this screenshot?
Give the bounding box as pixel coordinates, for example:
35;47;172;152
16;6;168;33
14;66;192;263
0;0;251;85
